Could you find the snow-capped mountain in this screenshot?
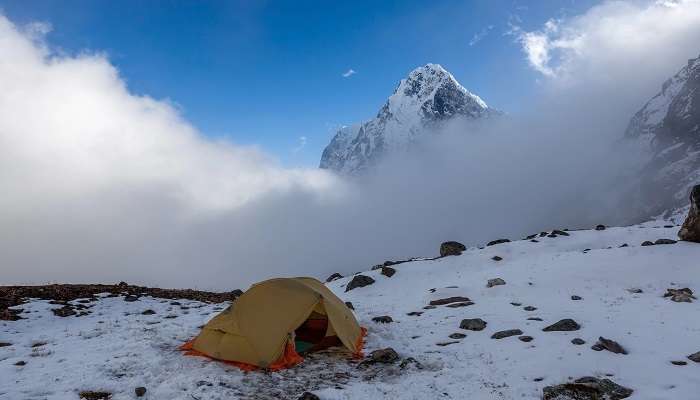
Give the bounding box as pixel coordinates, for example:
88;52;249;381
625;54;700;218
320;64;499;174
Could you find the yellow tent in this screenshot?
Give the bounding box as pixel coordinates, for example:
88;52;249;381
181;277;365;370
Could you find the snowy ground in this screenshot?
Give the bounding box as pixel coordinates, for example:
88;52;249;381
2;221;700;399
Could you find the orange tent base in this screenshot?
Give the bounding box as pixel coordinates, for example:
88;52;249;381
180;327;367;372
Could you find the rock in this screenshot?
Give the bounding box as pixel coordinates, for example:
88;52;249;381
298;392;320;400
0;342;11;347
141;309;156;315
591;344;604;351
572;338;586;345
510;302;522;306
527;317;543;321
518;335;533;342
344;301;354;310
491;329;523;339
345;275;375;292
491;256;503;261
486;278;506;288
595;224;606;231
406;311;423;316
487;238;511;246
134;387;147;397
51;306;76;317
422;305;437;310
14;360;26;366
429;296;471;306
369;347;399;363
380;266;396;277
543;318;581;332
460;318;487;331
436;341;460;346
654;238;677;245
440;241;466;256
372;315;393;324
627;288;643;294
641;241;655;246
571;295;582;300
595;337;628;354
543;378;633;400
619;243;629;247
523;306;537;311
399;357;422;369
449;332;466;339
231;289;244;298
325;272;343;282
123;295;139;302
79;392;112;400
688;351;700;362
552;229;570;236
446;301;475;308
672;360;687;366
664;287;696;302
679;185;700;242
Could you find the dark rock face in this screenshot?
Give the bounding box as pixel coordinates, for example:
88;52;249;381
345;275;375;292
460;318;487;331
664;287;696;302
372;315;393;324
325;273;343;282
429;296;471;306
491;329;523;339
440;241;466;257
543;319;581;332
487;239;511;246
543;377;633;400
680;185;700;242
595;337;628;354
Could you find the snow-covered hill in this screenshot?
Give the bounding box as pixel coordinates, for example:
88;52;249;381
2;221;699;399
320;64;499;174
625;54;700;218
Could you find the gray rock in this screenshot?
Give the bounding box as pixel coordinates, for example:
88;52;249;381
345;275;375;292
449;332;466;339
141;309;156;315
380;266;396;277
399;357;422;369
543;377;633;400
491;329;523;339
572;338;586;345
654;238;677;245
326;272;343;282
595;224;606;231
672;360;688;365
523;306;537;311
487;238;511;246
679;185;700;242
406;311;422;316
369;347;399;363
372;315;393;324
641;241;655;246
518;335;533;342
135;387;147;397
123;295;139;302
571;295;582;300
436;341;460;346
543;319;581;332
486;278;506;288
664;287;696;302
440;241;466;257
595;337;628;354
491;255;503;261
688;351;700;362
460;318;487;331
445;301;474;308
429;296;471;306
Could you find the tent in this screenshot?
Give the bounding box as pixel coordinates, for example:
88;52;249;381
181;277;366;371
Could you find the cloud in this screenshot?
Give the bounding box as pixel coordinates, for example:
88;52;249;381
468;25;494;46
512;0;700;82
292;136;307;153
342;69;356;78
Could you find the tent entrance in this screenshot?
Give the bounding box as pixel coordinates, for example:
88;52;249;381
294;312;342;354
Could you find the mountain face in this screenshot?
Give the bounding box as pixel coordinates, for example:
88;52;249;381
625;54;700;218
320;64;499;174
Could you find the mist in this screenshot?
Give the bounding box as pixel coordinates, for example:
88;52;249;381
2;1;700;290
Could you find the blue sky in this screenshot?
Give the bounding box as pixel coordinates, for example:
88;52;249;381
2;0;599;166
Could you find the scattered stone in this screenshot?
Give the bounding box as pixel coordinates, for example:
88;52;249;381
534;377;544;382
14;360;26;366
523;306;537;311
134;387;147;397
595;224;606;231
530;239;539;243
422;305;437;310
429;296;471;306
51;305;76;317
518;335;534;342
0;342;11;347
543;377;633;400
298;392;320;400
345;275;375;292
486;278;506;288
543;319;581;332
123;295;139;302
448;333;467;339
595;337;628;354
619;243;629;248
627;288;643;294
571;295;582;300
141;309;156;315
344;301;354;310
369;347;399;364
679;184;700;242
436;341;460;346
510;302;522;306
655;238;677;245
664;288;696;303
671;360;687;366
79;392;112;400
406;311;423;316
460;318;487;331
552;229;570;236
491;329;523;339
688;351;700;363
399;357;422;369
487;238;511;246
591;344;604;351
372;315;393;324
445;301;474;308
325;273;343;282
380;266;396;278
527;317;543;321
572;338;586;345
440;241;466;257
491;256;503;261
641;241;654;246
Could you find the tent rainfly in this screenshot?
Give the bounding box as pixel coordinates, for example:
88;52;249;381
181;277;366;371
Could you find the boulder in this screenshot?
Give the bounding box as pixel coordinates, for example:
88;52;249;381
688;351;700;363
543;318;581;332
518;335;533;342
326;272;343;282
572;338;586;345
440;241;466;257
429;296;471;306
654;238;677;245
664;287;696;302
594;337;627;354
486;278;506;288
369;347;399;363
231;289;244;298
372;315;393;324
134;387;147;397
491;329;523;339
679;184;700;242
595;224;606;231
543;377;633;400
345;275;375;292
460;318;487;331
380;266;396;277
641;241;655;246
